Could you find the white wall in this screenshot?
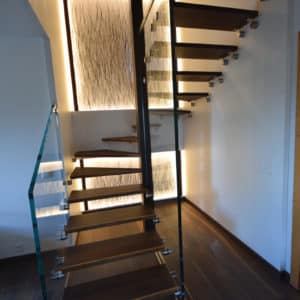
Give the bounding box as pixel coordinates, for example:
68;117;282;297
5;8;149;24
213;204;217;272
0;0;55;258
29;0;76;177
183;0;294;271
72;110;184;153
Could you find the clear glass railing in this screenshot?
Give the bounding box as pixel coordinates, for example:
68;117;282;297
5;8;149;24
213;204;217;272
28;105;71;300
142;0;186;297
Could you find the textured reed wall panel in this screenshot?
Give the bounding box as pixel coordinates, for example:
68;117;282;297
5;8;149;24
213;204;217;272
80;152;177;211
68;0;136;110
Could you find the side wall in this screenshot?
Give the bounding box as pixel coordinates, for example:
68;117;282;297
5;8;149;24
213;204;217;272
0;0;54;258
183;0;292;271
29;0;75;176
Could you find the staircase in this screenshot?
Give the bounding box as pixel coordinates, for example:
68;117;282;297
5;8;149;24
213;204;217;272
61;1;261;299
29;1;265;299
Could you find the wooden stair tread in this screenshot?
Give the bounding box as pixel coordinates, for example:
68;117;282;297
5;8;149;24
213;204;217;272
63;265;178;300
70;167;141;179
69;184;147;204
150;41;238;59
176;42;238;59
148;70;222;82
177;71;222;82
177;93;209;101
150;109;191;115
57;232;164;272
74;149;140;159
149;92;208;101
174;2;258;31
65;205;155;233
102;136;139;143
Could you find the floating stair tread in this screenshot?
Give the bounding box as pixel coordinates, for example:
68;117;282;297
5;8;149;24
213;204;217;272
102;136;139;143
150;109;191;115
57;232;164;272
177;71;222;82
74;149;140;159
150;41;238;59
69;184;147;204
148;70;222;82
63;265;178;300
70;167;141;179
176;42;238;59
177;93;209;101
65;205;155;233
174;2;258;31
149;92;208;101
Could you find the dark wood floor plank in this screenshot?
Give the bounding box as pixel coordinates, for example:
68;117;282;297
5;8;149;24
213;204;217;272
2;202;300;300
63;265;178;300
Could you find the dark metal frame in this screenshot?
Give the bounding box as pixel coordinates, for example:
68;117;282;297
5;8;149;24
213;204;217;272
132;0;185;296
169;1;185;296
131;0;155;232
63;0;79;111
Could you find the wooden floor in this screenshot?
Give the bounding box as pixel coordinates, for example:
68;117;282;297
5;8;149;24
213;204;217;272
1;201;300;300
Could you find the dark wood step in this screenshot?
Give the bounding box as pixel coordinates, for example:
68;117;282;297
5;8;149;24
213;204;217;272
177;71;223;82
148;70;222;82
65;205;155;233
177;93;209;101
74;149;140;159
149;92;209;102
174;2;258;31
70;167;141;179
176;43;238;59
69;184;147;204
63;265;178;300
102;136;139;143
150;109;191;115
57;232;164;272
150;41;238;59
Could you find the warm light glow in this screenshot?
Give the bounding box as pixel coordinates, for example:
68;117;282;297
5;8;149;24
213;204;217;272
181;150;187;197
73;151;178;210
39;161;63;173
36;205;68;219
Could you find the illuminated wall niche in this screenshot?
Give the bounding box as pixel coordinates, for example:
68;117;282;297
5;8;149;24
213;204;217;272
68;0;136;110
75;152;177;211
67;0;178;208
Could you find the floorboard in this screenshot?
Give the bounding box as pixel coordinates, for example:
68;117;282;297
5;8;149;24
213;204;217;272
1;201;300;300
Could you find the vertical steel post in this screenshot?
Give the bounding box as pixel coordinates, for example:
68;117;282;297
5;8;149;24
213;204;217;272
168;0;185;297
131;0;155;231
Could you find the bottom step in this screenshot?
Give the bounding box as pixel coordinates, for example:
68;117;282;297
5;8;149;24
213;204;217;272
63;265;178;300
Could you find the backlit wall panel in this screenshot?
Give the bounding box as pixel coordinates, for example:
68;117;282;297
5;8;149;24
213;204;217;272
68;0;136;110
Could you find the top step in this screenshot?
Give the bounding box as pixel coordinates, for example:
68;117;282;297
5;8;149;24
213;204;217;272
74;149;140;159
102;136;139;143
173;2;258;31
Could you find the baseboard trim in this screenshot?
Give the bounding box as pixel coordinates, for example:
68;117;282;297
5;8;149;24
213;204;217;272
183;197;291;282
